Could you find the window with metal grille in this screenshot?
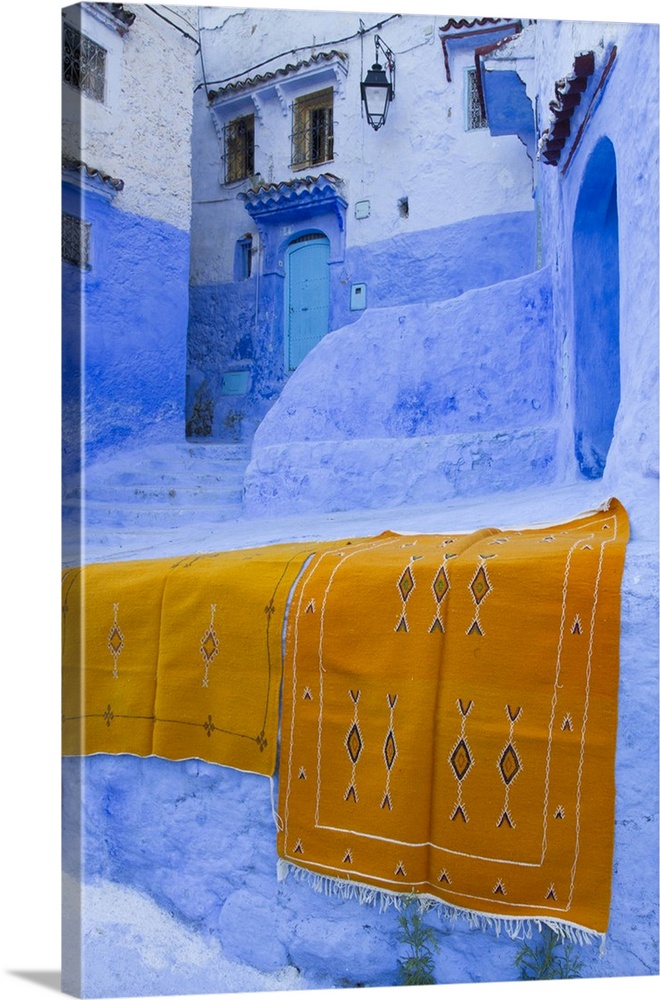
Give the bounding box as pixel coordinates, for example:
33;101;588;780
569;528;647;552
62;213;91;269
224;115;255;184
466;68;487;131
291;89;334;170
62;23;106;103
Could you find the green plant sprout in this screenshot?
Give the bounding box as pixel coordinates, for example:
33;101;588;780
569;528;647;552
396;894;440;986
514;925;583;980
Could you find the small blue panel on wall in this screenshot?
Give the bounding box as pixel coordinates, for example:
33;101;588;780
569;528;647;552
350;283;367;311
221;370;250;395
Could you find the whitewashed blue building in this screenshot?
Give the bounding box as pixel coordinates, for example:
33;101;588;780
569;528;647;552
61;3;199;555
62;7;658;996
187;12;536;444
186;10;657;540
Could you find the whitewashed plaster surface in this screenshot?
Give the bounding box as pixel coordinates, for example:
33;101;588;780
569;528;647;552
190;9;534;285
62;4;199;230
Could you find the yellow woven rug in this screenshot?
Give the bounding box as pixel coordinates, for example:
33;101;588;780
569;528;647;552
277;499;629;938
62;542;322;776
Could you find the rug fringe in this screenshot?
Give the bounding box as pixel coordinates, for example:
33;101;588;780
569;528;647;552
276;860;605;948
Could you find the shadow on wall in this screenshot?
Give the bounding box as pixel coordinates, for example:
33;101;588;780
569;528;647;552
573;136;621;479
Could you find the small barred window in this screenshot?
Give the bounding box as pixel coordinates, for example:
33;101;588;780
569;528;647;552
224;115;255;184
62;213;91;269
63;23;107;103
292;89;334;170
466;68;487;131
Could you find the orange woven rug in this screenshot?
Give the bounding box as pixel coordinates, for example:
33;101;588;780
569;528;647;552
62;542;322;776
277;499;629;938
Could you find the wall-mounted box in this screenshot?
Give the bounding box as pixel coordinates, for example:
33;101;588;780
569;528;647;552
350;283;367;310
221;370;250;395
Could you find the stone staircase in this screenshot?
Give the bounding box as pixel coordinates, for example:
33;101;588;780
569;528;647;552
62;441;251;563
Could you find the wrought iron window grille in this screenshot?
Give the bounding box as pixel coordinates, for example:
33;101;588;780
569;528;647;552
291;89;334;170
62;23;107;103
224;115;255;184
62;213;92;270
466;67;487;131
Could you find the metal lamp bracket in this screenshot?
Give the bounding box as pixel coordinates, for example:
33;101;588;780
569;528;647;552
374;34;395;100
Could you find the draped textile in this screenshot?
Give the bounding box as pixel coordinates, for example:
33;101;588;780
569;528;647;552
277;500;629;936
62;542;321;776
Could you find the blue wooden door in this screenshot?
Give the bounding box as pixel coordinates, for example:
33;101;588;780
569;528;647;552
286;235;330;370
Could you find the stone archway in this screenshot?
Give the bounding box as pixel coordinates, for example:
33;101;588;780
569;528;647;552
572;136;621;479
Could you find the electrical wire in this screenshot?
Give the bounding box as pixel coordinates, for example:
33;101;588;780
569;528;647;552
160;4;199;33
197;6;211;100
195;12;401;93
144;4;199;47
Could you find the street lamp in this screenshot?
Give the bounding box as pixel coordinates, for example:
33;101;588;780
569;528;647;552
361;35;395;131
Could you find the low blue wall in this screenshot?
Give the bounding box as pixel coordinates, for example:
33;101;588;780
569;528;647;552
334;210;537;326
244;268;558;516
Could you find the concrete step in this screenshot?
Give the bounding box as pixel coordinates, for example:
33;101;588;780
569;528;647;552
62;441;251;537
68;481;245;506
65;499;244;530
88;466;246;487
64;472;246;503
88;441;251;474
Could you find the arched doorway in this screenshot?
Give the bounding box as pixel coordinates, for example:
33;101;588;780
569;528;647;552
572;137;621;479
285;232;330;371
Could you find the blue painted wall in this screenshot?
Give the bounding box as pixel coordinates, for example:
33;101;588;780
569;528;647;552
336;210;537;324
62;182;190;475
482;69;536;155
187;272;288;442
244;267;558;516
186;210;536;443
